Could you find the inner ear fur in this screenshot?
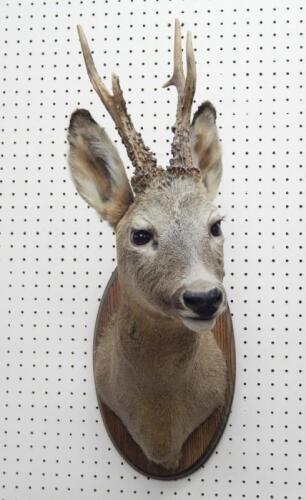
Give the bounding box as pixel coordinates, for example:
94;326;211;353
191;101;223;199
68;109;134;227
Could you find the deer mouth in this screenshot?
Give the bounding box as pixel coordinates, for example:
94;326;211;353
177;309;218;322
184;315;216;321
176;310;217;323
179;314;216;333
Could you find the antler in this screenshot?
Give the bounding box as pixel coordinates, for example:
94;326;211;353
164;19;199;174
77;25;158;183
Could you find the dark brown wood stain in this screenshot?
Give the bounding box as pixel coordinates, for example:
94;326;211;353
93;270;236;480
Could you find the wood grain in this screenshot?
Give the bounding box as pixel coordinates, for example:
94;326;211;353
93;270;236;480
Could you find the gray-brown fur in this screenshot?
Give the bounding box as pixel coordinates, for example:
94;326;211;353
95;305;226;469
67;20;227;469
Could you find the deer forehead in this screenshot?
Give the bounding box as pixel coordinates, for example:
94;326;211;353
120;178;221;234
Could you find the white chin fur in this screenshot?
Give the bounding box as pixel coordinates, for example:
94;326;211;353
181;317;216;334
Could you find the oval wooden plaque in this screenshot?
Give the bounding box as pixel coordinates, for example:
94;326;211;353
93;270;236;480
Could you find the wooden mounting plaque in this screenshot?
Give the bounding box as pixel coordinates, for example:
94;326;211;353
93;270;236;480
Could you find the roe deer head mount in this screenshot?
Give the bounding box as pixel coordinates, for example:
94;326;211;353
67;18;230;472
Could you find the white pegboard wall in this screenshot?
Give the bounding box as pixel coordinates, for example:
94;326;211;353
0;0;305;499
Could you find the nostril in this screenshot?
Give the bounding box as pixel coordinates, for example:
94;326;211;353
207;287;223;306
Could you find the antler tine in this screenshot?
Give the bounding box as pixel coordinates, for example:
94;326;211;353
163;18;185;95
77;25;157;177
181;31;196;127
77;25;114;116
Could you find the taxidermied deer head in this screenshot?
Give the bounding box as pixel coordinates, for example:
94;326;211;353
68;19;226;333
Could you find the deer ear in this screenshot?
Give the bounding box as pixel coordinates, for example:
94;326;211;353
190;101;222;200
68;109;134;227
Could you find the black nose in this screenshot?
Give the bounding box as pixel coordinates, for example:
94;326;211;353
183;288;223;319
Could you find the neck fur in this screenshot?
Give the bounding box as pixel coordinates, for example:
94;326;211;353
115;292;201;391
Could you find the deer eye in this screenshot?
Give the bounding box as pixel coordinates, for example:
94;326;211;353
210;220;222;237
131;229;153;246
